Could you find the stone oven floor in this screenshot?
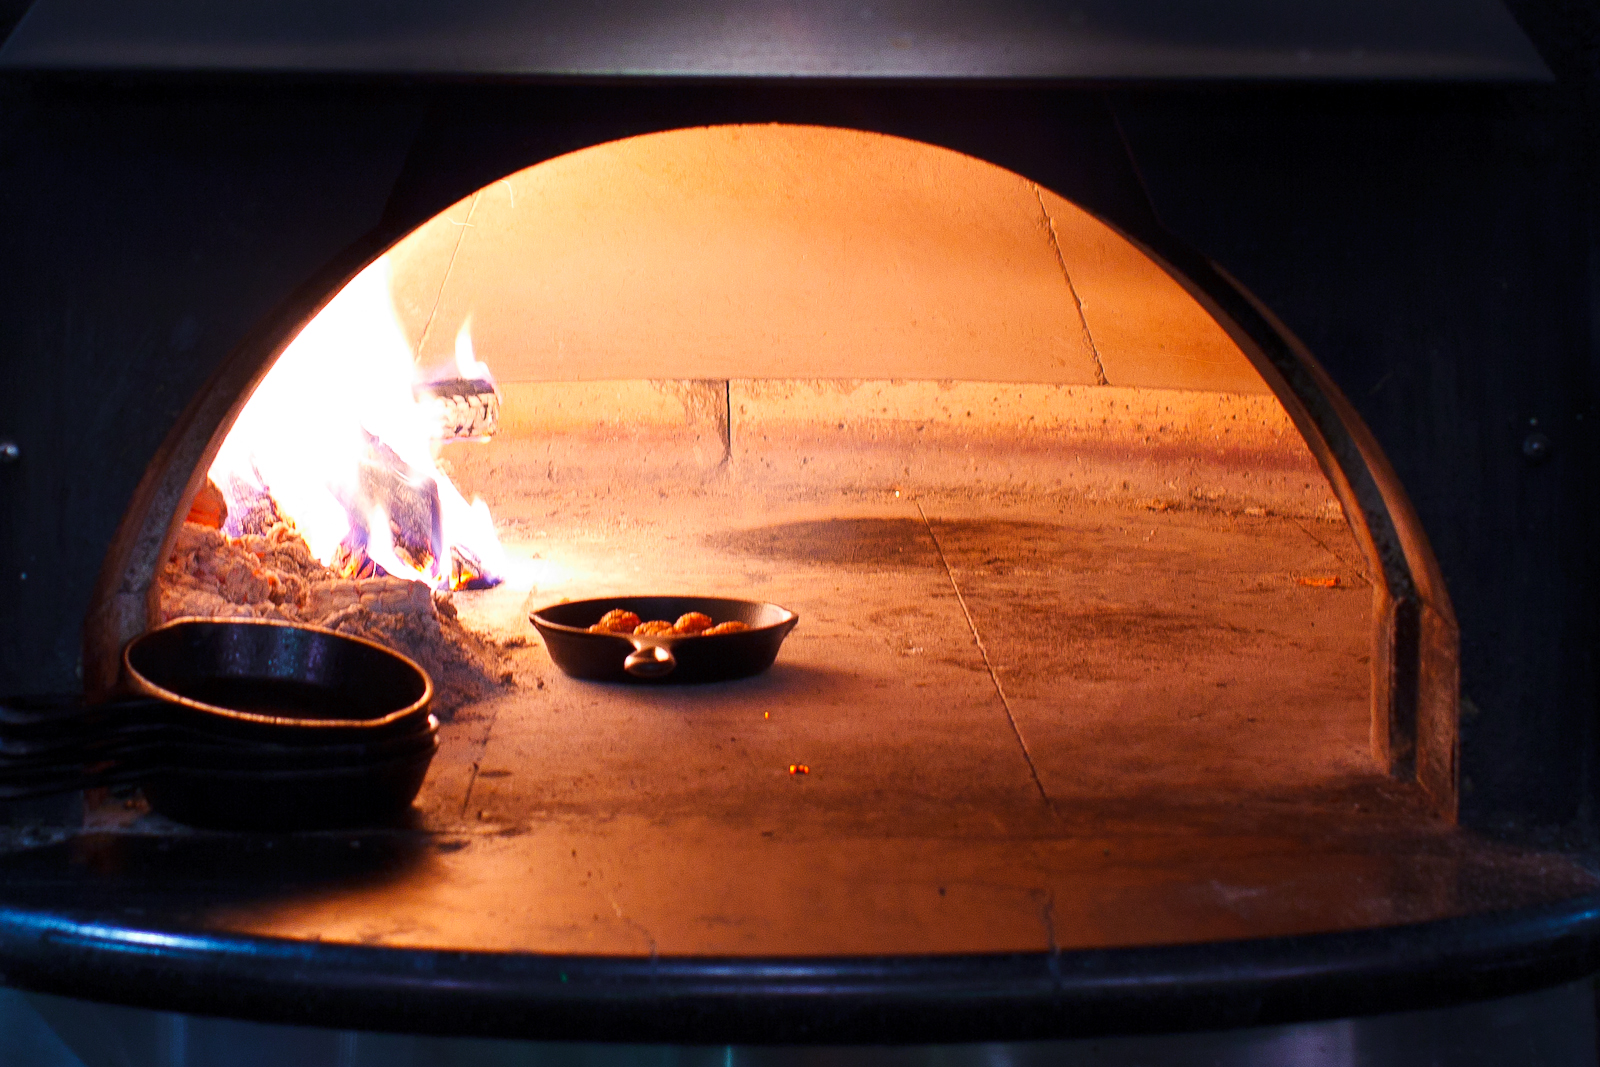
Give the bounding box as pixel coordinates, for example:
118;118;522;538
451;485;1385;834
8;487;1595;961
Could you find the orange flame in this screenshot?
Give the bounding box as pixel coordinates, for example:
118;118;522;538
209;257;506;590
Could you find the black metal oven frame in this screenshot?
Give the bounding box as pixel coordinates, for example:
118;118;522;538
0;0;1597;1044
2;63;1594;830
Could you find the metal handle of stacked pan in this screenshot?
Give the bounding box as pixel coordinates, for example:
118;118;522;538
0;760;154;801
0;697;180;799
0;746;167;800
0;698;180;750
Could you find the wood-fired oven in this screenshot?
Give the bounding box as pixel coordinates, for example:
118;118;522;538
0;1;1597;1062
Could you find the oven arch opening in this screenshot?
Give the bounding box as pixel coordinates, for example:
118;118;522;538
87;123;1457;820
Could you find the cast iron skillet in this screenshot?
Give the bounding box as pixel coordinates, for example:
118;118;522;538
123;618;434;743
0;619;433;747
128;619;437;828
530;596;798;683
138;744;439;831
0;619;439;828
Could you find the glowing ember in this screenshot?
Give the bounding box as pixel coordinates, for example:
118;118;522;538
209;257;507;591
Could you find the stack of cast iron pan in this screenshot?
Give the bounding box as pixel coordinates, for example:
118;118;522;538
0;619;438;830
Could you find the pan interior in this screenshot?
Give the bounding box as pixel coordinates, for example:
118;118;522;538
126;621;428;723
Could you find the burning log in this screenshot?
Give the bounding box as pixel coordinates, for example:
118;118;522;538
185;479;228;529
311;431;501;591
414;377;500;441
218;470;284;539
352;431;445;578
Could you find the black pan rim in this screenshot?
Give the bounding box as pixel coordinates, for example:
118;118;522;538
123;618;435;730
529;595;798;640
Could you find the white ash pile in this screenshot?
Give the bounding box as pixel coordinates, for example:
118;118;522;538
157;521;504;714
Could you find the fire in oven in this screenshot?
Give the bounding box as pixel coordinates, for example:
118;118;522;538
47;123;1451;837
4;0;1600;1054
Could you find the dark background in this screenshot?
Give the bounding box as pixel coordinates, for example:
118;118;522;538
0;1;1593;837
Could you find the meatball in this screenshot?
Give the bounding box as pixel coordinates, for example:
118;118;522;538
702;621;750;636
595;609;641;634
673;612;714;635
634;619;676;636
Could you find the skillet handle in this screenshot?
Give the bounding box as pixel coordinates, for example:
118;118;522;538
0;696;167;732
624;644;676;679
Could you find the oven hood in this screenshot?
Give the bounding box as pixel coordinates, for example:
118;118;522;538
0;0;1551;81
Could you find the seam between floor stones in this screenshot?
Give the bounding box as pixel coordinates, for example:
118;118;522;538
459;760;482;823
916;501;1053;810
1036;887;1062;977
416;189;482;363
457;696;504;824
608;891;660;960
1034;183;1109;387
1289;515;1373;586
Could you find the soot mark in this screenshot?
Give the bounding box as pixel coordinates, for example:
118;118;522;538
930;520;1123;574
706;519;942;570
707;518;1116;572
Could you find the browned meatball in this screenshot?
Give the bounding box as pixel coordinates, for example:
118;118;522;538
633;619;676;636
702;621;750;636
595;609;641;634
673;612;714;635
